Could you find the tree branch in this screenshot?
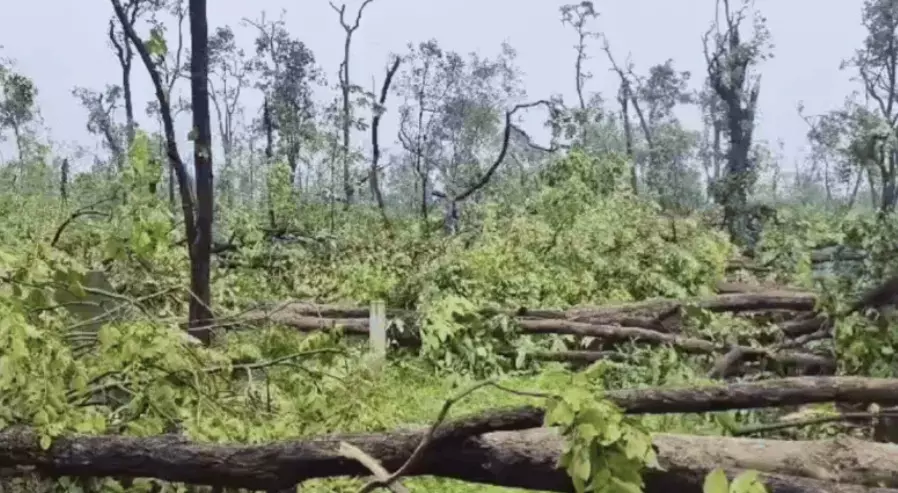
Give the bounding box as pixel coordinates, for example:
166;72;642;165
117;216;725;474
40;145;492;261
369;56;401;230
453;100;555;202
109;0;196;245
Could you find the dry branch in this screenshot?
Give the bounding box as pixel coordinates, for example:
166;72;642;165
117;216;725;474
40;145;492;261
2;425;897;493
432;376;898;434
564;290;817;331
714;281;808;294
245;290;817;327
517;318;833;370
238;304;831;372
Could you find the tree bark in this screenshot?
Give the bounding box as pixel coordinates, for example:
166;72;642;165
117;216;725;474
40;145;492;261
2;426;897;493
187;0;215;340
242;290;817;325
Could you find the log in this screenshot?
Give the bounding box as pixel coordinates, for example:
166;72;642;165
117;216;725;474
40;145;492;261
426;377;898;435
1;426;896;493
239;309;834;373
516;318;834;371
564;290;817;321
239;290;818;332
715;281;806;294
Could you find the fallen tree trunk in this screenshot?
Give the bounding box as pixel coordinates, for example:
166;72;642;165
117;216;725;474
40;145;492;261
239;290;818;332
714;281;807;294
1;426;896;493
517;318;834;371
7;377;898;490
235;309;833;373
428;377;898;436
567;290;816;314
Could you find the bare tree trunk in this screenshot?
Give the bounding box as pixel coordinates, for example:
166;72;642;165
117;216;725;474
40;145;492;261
847;168;862;210
369;57;400;229
330;0;375;207
122;58;135;149
262;96;276;230
618;86;636;193
187;0;214;342
111;0;201;342
868;167;879;209
881;151;898;213
60;158;69;203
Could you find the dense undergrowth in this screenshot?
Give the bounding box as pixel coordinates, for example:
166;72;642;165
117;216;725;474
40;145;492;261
1;136;897;492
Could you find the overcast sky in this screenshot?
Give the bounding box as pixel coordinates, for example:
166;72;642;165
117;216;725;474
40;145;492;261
0;0;868;173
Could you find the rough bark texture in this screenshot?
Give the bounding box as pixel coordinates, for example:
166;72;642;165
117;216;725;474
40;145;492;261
517;318;832;369
562;290;817;321
418;376;898;434
237;299;830;372
8;377;894;489
243;290;817;325
2;426;897;493
187;0;215;341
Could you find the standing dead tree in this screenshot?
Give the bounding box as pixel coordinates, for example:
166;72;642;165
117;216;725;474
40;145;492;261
842;0;898;213
431;100;557;234
106;0;145;154
330;0;375;207
369;56;401;230
601;40;653;191
186;0;214;339
108;0;215;343
71;86;126;170
702;0;770;246
208;25;250;206
560;1;599;113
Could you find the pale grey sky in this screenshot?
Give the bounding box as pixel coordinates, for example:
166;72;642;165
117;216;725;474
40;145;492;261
0;0;868;173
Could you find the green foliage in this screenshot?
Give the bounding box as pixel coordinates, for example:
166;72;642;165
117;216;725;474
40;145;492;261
9;2;898;489
751;206;898;377
0;132;871;493
546;372;659;493
703;468;767;493
267;160;297;227
145;27;168;60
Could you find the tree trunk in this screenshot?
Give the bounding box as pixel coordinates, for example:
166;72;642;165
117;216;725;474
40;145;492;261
187;0;214;342
3;425;898;493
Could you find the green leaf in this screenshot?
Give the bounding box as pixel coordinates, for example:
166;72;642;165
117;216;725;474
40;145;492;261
546;398;575;426
69;281;86;299
33;409;49;426
609;476;644;493
576;422;600;441
714;412;738;434
570;446;592;481
145;28;168;58
730;470;766;493
39;434;52;450
703;468;729;493
571;473;587;493
98;325;122;347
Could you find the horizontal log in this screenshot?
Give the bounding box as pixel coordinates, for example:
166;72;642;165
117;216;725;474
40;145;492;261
516;318;834;371
240;290;818;330
714;281;807;294
235;310;833;373
419;377;898;435
1;426;896;493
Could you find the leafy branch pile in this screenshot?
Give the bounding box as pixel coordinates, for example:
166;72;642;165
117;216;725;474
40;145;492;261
1;136;898;493
6;0;898;491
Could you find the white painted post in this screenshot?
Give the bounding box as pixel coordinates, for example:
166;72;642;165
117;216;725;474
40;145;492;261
369;300;387;359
